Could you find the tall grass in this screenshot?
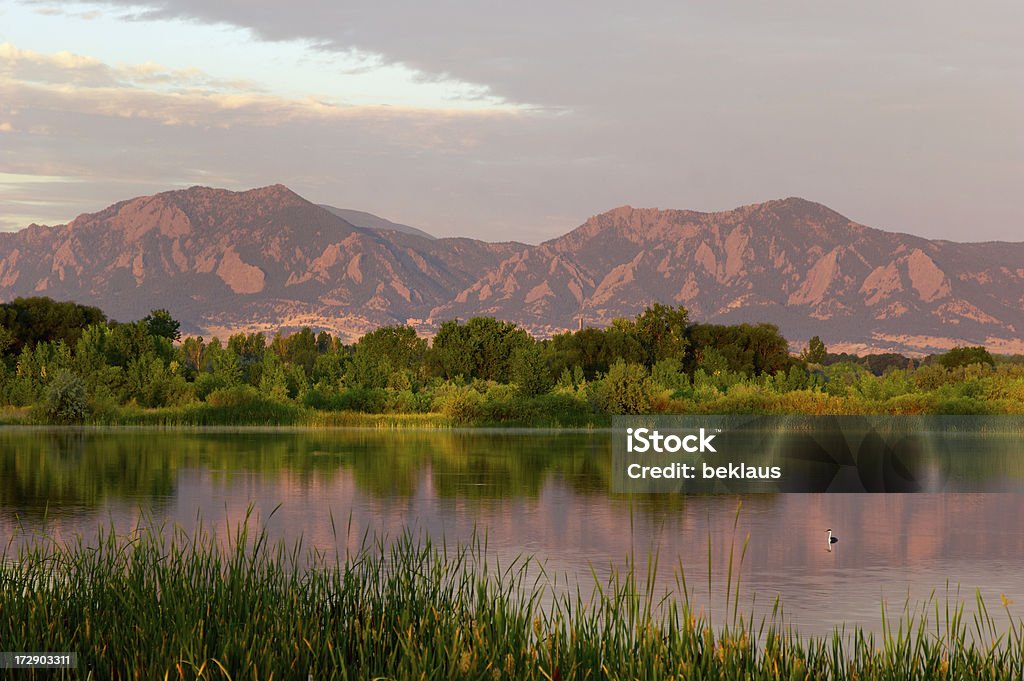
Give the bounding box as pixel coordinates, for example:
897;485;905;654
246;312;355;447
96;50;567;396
2;513;1024;680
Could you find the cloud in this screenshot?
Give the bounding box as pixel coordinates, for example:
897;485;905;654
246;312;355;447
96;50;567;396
0;42;526;129
4;1;1023;242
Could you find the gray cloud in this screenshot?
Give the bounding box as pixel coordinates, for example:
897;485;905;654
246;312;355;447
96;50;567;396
5;0;1023;241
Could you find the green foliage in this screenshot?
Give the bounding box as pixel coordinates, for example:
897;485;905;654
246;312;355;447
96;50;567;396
935;346;995;370
285;363;309;399
194;372;230;401
11;519;1023;680
510;343;553;397
183;386;301;425
765;364;819;393
258;351;289;402
685;322;794;375
595;360;653;414
226;332;267;385
547;327;646;378
632;303;690;364
124;353;193;408
272;327;318;377
913;363;951;391
823;361;870;397
802;335;827;364
650;358;687;391
0;296;106;354
142;308;181;342
212;347;243;387
0;324;13;357
107;321;156;367
37;370;89;424
2;297;1022;420
429;317;531;382
304;386;388;413
311;350;348;389
178;336;205;377
350;325;426;389
854;369;915;402
433;383;484;423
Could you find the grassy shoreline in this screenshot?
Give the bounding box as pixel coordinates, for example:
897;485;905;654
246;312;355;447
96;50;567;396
3;519;1022;680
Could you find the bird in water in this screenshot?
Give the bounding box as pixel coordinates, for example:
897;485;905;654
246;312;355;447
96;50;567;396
827;528;839;552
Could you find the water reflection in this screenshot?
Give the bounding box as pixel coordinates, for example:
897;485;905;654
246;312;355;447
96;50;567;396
1;427;1023;637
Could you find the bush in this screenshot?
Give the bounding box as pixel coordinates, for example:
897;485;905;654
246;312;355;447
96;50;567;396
595;361;653;414
854;370;914;402
384;389;432;414
913;364;950;391
38;370;89;424
187;385;300;425
336;387;388;413
206;385;264;408
433;384;484;423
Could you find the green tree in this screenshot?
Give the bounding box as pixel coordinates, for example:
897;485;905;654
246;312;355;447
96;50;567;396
510;343;554;397
259;351;289;401
935;346;994;370
272;328;318;378
428;320;475;379
349;326;427;389
634;303;690;365
143;309;181;342
106;321;155;367
0;324;13;357
802;336;827;364
0;297;106;354
178;336;205;376
429;317;531;382
227;332;267;385
212;348;243;387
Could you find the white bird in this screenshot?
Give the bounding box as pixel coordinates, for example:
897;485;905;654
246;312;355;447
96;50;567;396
827;528;839;551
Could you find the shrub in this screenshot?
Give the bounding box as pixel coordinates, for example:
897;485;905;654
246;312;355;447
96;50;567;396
206;385;263;408
651;358;687;391
854;370;914;402
913;364;950;391
432;384;484;423
384;389;432;414
595;361;653;414
337;387;388;413
39;370;89;424
187;385;300;425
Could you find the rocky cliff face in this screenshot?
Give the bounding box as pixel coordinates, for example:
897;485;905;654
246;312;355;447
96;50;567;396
0;185;520;340
2;186;1022;353
436;199;1024;353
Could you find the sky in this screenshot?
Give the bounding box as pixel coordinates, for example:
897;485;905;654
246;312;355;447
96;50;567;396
1;1;1021;243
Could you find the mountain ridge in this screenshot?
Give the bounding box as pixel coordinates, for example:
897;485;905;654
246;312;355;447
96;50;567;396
2;184;1022;354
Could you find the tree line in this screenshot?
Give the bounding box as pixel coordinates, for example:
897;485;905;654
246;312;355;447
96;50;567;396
0;296;1011;425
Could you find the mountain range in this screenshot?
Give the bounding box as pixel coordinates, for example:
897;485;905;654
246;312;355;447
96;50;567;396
1;184;1022;355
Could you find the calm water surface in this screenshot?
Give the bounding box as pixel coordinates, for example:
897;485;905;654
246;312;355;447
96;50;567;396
3;427;1024;637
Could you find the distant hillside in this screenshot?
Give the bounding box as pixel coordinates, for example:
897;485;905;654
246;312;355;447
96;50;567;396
2;185;1022;353
318;205;435;240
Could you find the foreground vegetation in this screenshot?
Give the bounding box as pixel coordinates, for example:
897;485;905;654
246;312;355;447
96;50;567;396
2;296;1021;426
2;518;1023;679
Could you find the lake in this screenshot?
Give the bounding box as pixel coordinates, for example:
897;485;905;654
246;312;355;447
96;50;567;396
3;427;1024;638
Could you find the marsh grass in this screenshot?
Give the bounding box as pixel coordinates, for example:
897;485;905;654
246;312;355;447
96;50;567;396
2;510;1024;680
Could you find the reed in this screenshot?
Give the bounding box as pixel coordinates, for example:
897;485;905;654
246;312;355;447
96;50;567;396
2;513;1023;680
